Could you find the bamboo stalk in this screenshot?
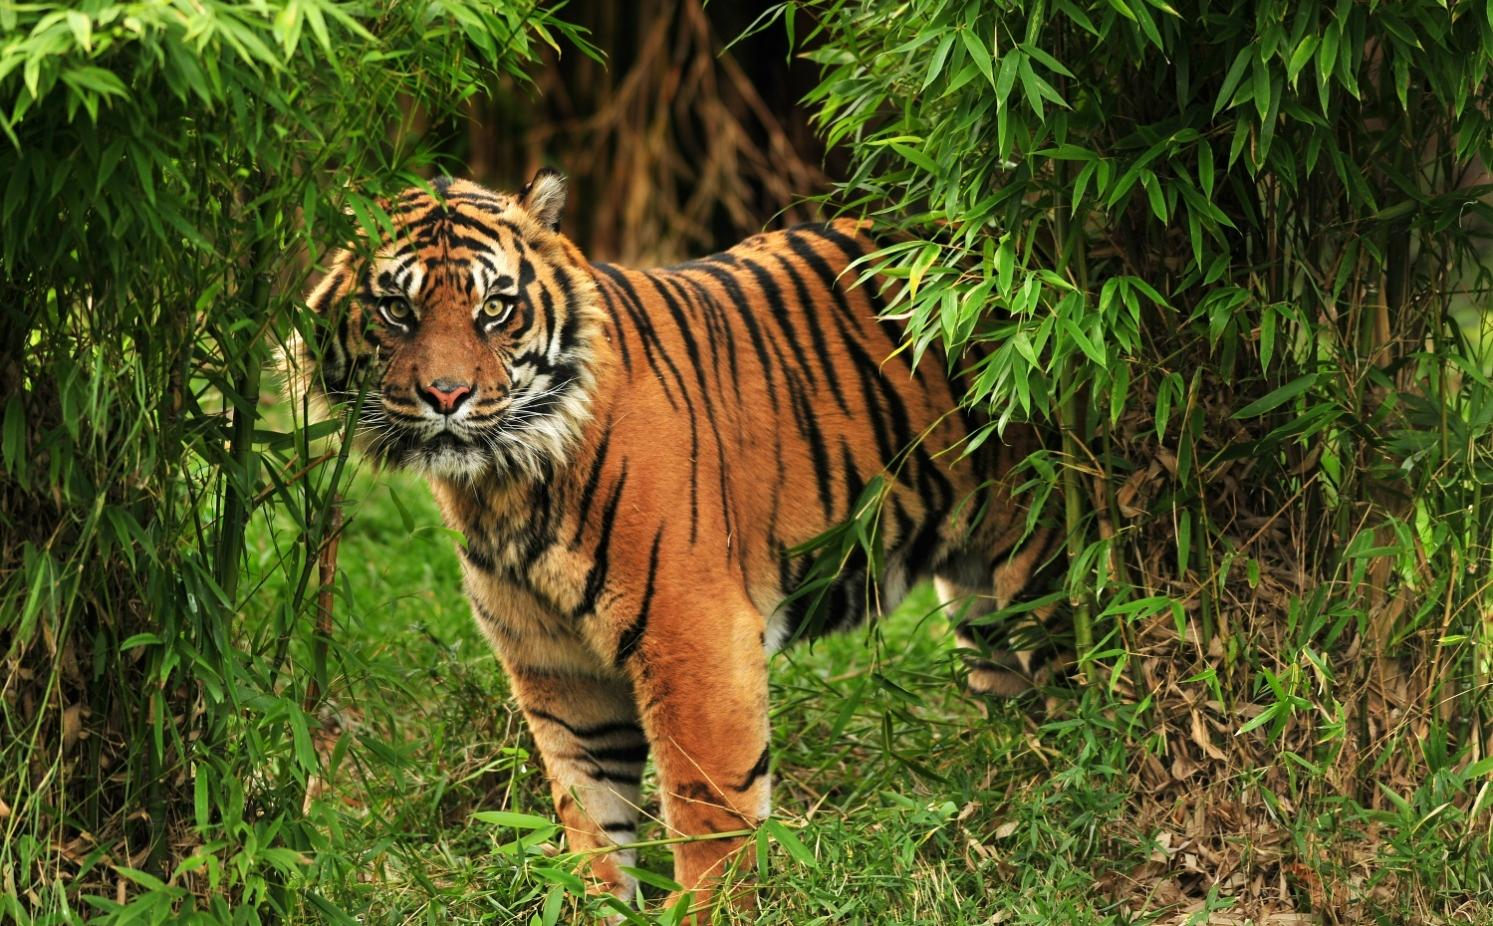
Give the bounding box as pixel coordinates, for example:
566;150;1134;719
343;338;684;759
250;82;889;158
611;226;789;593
1050;149;1096;688
215;232;274;603
305;499;343;710
1060;366;1095;687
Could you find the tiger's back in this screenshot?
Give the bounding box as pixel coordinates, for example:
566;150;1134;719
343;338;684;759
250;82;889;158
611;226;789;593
586;223;1015;644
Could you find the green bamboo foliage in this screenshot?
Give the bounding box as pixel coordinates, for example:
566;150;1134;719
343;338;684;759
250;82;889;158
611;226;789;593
790;0;1493;898
0;3;589;922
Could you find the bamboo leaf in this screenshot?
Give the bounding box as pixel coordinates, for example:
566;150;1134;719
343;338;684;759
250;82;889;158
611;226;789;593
1061;317;1106;367
1213;46;1253;115
1021;42;1075;78
959;28;995;89
1259;304;1277;371
1105;0;1138;23
1287;34;1319;85
923;32;957;91
472;811;556;829
1231;374;1319;418
1236;703;1282;736
889;142;940;175
1176;510;1191;574
763;818;818;868
620;866;684;892
994;50;1021;106
1252;56;1272;121
1198;140;1214;197
1141;170;1167;221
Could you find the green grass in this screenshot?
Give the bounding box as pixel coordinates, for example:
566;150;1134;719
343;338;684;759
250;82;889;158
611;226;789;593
242;465;1490;926
243;465;1142;925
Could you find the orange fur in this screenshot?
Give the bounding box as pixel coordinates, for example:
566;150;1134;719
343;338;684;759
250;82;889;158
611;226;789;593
295;175;1059;918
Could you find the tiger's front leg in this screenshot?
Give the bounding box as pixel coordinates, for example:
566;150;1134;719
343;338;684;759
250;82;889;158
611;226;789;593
623;590;771;921
504;665;649;902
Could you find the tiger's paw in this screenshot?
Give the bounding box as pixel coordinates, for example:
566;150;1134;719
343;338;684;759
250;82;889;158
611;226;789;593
966;662;1040;699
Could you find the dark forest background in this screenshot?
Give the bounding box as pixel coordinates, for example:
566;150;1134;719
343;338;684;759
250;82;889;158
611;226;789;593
445;0;833;262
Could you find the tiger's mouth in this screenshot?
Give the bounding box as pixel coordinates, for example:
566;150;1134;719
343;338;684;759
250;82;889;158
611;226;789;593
366;405;543;482
402;432;490;481
358;373;589;483
422;430;468;450
357;401;495;480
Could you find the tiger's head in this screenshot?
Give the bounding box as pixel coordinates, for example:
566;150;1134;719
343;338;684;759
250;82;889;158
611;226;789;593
290;171;603;483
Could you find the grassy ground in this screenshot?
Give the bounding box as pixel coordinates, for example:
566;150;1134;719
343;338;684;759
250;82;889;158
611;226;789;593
243;464;1146;925
243;464;1489;925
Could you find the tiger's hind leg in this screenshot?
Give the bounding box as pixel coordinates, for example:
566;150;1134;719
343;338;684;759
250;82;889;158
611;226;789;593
935;566;1072;700
934;577;1049;698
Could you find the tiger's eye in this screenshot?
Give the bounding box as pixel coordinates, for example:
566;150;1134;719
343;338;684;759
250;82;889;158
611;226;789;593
379;297;412;322
482;296;515;323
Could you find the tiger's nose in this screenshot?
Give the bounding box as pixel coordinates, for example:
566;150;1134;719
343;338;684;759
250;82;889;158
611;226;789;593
418;378;473;414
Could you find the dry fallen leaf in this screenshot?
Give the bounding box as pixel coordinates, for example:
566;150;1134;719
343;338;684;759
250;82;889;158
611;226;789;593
61;703;85;749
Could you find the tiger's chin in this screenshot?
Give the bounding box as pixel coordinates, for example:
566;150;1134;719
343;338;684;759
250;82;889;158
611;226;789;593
399;440;495;484
383;427;574;486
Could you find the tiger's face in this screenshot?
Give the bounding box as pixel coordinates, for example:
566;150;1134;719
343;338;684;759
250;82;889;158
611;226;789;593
296;171;602;482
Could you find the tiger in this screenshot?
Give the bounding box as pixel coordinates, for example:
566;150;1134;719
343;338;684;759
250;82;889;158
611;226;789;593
291;172;1061;918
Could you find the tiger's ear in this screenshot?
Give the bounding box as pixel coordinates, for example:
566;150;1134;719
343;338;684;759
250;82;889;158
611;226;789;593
520;167;566;232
